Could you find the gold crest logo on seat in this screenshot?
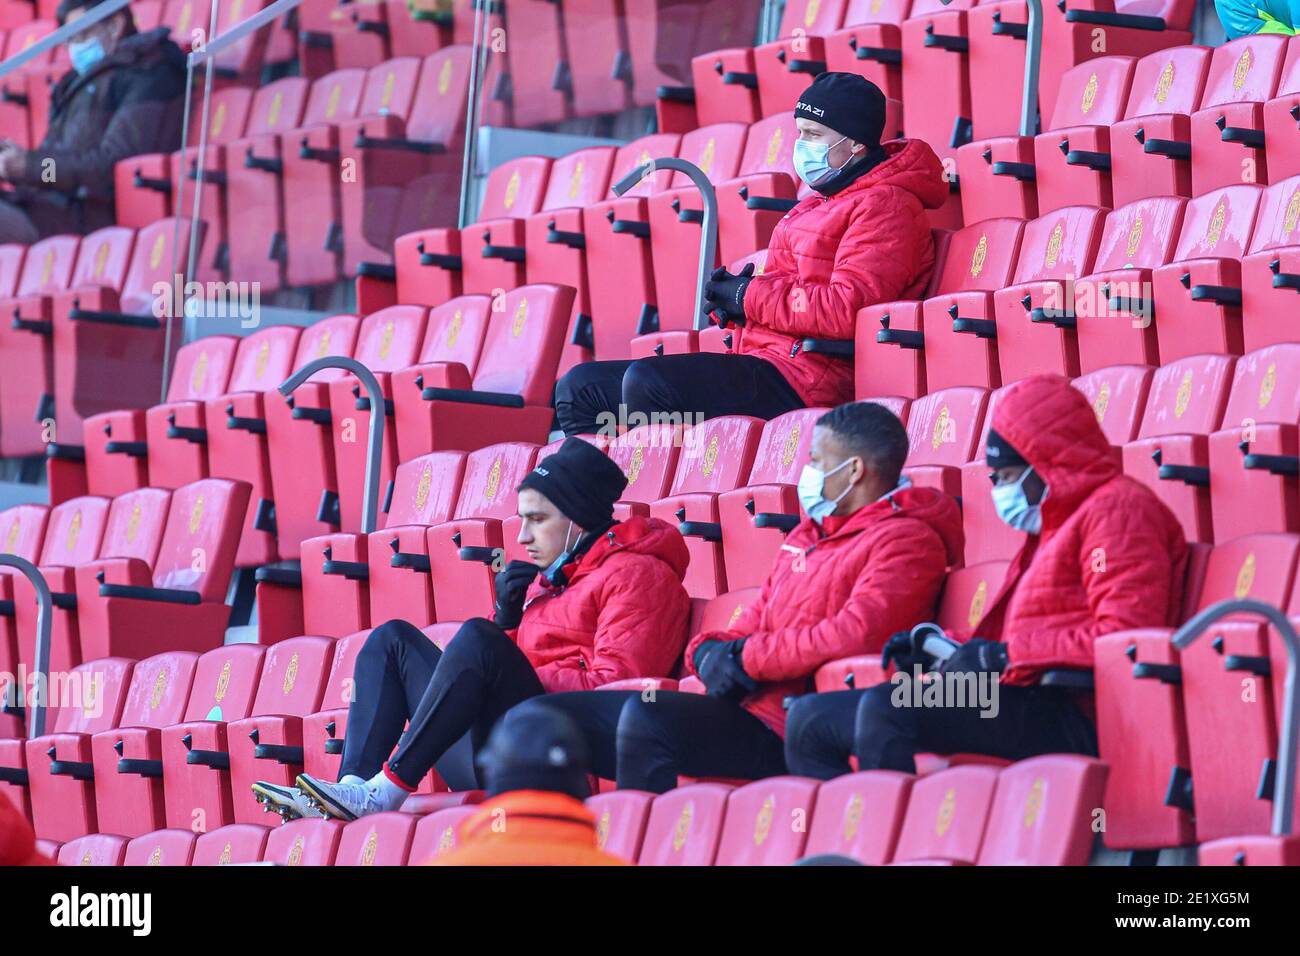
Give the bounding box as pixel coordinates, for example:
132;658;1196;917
512;298;528;337
970;235;988;278
189;496;205;535
446;309;463;348
1154;60;1174;104
438;825;456;853
287;837;304;866
81;851;93;866
931;405;952;450
377;320;395;361
1206;200;1227;248
267;91;283;128
699;138;716;176
701;436;719;477
94;242;110;279
361;828;378;865
150;668;168;709
767;127;783;168
66;510;81;551
1093;382;1111;424
211;102;226;138
485;457;503;501
317;329;332;358
1235;552;1256;600
215;660;231;703
1126;215;1144;260
218;842;232;865
40;248;54;285
728;604;745;628
380;72;396;110
1044;221;1064;269
781;425;800;468
1023;777;1045;828
415;466;433;512
192;351;209;394
935;788;956;836
326;84;342;120
283;653;300;695
438;58;452;96
1173;370;1193;418
842;792;863;842
125;503;141;544
596;810;611;850
1080;73;1098;114
626;445;645;485
149;845;162;866
804;0;821;28
753;796;775;846
569;161;585;201
1258;362;1277;409
150;233;166;270
1285;188;1300;236
672;802;693;852
968;580;988;629
1233;48;1252;92
503;170;521;210
255;340;271;379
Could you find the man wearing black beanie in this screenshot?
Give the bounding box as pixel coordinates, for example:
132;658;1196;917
554;71;948;437
254;438;692;822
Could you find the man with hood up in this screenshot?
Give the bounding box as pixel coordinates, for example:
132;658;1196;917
508;401;964;791
784;374;1189;777
554;72;948;436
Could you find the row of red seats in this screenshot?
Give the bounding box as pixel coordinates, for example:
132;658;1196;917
959;37;1300;224
40;754;1112;865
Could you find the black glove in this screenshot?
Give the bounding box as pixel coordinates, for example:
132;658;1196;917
939;638;1008;676
702;261;754;329
493;560;540;630
693;638;757;702
880;630;929;675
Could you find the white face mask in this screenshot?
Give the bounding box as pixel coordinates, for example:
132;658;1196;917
991;465;1045;535
542;520;577;582
797;459;853;525
793;135;854;189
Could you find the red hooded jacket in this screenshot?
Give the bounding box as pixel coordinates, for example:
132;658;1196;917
961;375;1189;686
739;138;948;407
685;485;963;736
512;515;692;692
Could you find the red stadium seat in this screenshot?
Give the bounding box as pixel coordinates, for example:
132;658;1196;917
1206;344;1300;540
636;782;732;865
57;833;128;866
1199;834;1300;866
227;636;335;825
1072;196;1188;373
606;425;684;523
262;817;344;865
803;770;913;863
902;386;989;497
23;657;133;841
714;776;820;865
991;206;1107;383
0;21;57;148
1240;174;1300;353
718;407;825;591
586;789;655;862
1262;38;1300;183
890;763;999;864
262;314;362;559
160;644;266;832
713;114;810;266
191;823;270;865
899;0;980;172
89;652;200;839
1071;364;1156;452
335;812;418;865
408;805;480;863
562;0;631;117
1109;46;1214;209
299;629;374;787
72;478;249;660
1189;36;1290;197
1121;353;1236;543
823;0;912;101
647;416;764;597
123;828;197;866
956;385;1022;563
975;755;1108;865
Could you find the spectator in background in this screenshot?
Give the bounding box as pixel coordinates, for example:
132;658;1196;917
784;375;1189;779
509;402;963;792
0;0;186;243
426;705;629;866
1216;0;1297;37
554;72;948;437
253;438;691;821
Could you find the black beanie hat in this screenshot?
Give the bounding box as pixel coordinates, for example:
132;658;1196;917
986;429;1029;469
517;437;628;531
793;72;887;150
477;703;592;801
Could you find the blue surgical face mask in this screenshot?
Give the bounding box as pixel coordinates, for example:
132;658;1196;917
69;36;106;76
793;134;853;189
991;465;1044;535
797;458;853;525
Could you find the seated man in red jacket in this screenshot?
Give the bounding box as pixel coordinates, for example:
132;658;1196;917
784;374;1189;777
509;401;963;792
553;72;947;437
252;438;691;819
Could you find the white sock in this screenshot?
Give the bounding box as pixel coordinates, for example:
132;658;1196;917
366;770;410;811
339;774;366;786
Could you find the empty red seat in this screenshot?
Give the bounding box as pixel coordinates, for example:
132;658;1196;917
262;314;361;558
1262;38;1300;183
714;776;820;865
123;828;197;866
586;790;655;863
975;755;1108;865
899;0;980;174
991;206;1107;383
160;644;266;832
73;478;249;660
636;782;732;865
1199;834;1300;866
1109;45;1213;209
262;817;344;865
23;657;133;841
1241;174;1300;353
1189;35;1290;197
1071;364;1156;452
1072;196;1188;373
90;652;200;839
890;763;999;864
408;804;480;863
718;407;825;591
1121;353;1236;543
191;823;270;864
0;20;57;148
903;386;989;497
335;812;417;865
803;770;913;863
648;416;764;598
57;833;128;866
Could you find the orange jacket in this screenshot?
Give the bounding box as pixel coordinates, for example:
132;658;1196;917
424;791;630;866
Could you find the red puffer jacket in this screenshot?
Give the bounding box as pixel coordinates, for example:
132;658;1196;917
959;375;1189;686
740;138;948;408
512;515;692;692
685;485;963;736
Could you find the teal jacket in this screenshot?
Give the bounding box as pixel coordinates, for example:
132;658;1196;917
1215;0;1299;37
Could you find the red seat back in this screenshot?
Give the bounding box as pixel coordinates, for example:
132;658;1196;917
665;416;763;496
181;644;266;723
99;488;171;567
1071;365;1155;447
385;452;467;528
262;818;344;865
249;636;335;719
416;295;492;371
1133;354;1236;439
937;561;1010;635
15;235;78;297
223;326;304;395
302;69;368;127
671;123;748;187
0;503;50;564
608;425;684;505
336;812;417;865
1090;197;1188;273
452;443;540;521
715;777;820;866
905;387;989;469
242;77;311;138
539;146;618;212
358;57;422;121
406;48;473;145
1246;174;1300;256
470;284;573;404
803;770;914;864
1123;45;1211;121
607;133;681;198
151;478;249;600
1198;36;1288;111
67;227;134;293
124;828;197;866
116;651;200;730
587;790;655;863
637;783;732;865
976;755;1109;865
892;764;999;864
37;496;109;567
164;337;240;403
1170;185;1264;265
50;658;134;736
409;805;480;862
745;408;825;486
1010;207;1106;286
192;823;269;865
289;313;363;384
932;219;1025;296
1047;56;1136;131
476;156;554;224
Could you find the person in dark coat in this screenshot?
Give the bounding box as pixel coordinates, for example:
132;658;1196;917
0;0;186;242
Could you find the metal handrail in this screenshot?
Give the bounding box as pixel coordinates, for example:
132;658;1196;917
1170;598;1298;836
278;357;385;535
1020;0;1043;137
0;556;53;739
612;157;718;332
